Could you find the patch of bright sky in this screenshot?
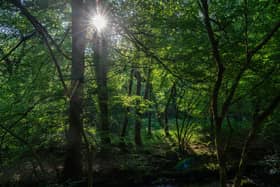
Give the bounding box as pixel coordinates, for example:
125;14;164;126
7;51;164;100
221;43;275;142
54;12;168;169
0;25;19;36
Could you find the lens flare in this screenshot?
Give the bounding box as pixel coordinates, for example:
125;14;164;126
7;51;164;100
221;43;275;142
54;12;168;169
91;14;107;31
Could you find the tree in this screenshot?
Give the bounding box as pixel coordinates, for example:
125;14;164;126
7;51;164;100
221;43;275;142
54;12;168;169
1;0;279;186
93;32;111;144
199;0;280;186
121;69;134;138
234;95;280;187
143;67;152;136
134;69;142;146
63;0;86;181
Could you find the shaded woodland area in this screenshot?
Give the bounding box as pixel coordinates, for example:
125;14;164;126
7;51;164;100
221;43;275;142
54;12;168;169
0;0;280;187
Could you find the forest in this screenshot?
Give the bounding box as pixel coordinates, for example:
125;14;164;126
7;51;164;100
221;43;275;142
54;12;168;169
0;0;279;187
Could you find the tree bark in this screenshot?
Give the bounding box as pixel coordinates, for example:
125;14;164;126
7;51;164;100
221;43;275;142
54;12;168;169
63;0;86;181
144;68;152;136
163;84;175;137
144;68;151;100
121;69;134;138
234;94;280;187
147;84;153;136
147;111;152;136
215;121;227;187
134;70;142;146
93;34;110;144
200;1;226;185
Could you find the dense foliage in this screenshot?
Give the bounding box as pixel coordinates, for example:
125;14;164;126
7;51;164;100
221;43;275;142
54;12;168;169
0;0;279;186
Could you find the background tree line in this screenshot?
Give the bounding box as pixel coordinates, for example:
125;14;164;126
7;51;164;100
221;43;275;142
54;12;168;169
0;0;279;186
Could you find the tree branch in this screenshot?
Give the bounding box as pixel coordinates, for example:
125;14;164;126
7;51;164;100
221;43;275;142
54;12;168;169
124;30;181;79
254;94;280;127
10;0;68;94
0;31;35;63
200;0;225;125
0;122;46;177
248;20;280;59
221;19;280;119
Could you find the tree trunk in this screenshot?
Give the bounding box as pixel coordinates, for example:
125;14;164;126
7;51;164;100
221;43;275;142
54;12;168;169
164;109;170;136
147;111;152;136
121;69;134;138
215;122;227;187
144;68;152;136
144;68;151;100
134;70;142;146
209;107;215;143
63;0;86;181
147;84;153;136
93;34;110;144
234;94;280;187
163;83;175;137
233;127;257;187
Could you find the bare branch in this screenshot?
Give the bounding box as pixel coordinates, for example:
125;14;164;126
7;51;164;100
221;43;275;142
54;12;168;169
0;31;35;63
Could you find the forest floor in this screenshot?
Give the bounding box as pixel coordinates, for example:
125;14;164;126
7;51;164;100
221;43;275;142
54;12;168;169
0;136;279;187
90;141;218;186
